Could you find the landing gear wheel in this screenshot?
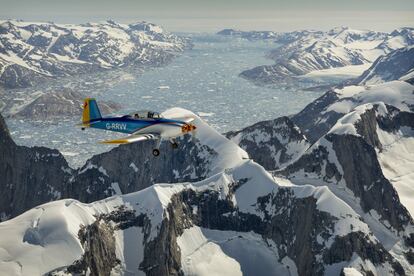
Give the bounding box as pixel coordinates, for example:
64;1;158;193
171;142;179;149
152;149;160;157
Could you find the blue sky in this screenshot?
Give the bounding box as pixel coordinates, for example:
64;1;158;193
1;0;413;32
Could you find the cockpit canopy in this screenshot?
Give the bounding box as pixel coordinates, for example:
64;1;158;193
127;110;162;119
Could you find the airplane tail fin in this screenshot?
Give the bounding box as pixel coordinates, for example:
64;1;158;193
82;98;102;125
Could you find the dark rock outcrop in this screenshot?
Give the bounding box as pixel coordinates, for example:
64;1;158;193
324;232;404;275
354;107;382;150
0;113;73;220
66;219;120;276
330;134;411;231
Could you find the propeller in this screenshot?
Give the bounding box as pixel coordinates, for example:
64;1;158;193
181;123;197;143
191;126;198;143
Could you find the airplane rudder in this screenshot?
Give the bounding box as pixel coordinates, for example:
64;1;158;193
88;99;102;121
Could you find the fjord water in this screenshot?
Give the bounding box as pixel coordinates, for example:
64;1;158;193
7;34;324;167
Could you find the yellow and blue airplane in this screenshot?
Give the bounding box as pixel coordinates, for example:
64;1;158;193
80;98;196;156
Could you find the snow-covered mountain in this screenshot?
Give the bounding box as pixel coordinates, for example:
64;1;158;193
239;27;414;85
0;20;191;88
1;107;412;275
355;46;414;85
1;78;414;275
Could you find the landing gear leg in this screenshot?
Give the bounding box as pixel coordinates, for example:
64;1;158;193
170;138;179;149
153;139;162;157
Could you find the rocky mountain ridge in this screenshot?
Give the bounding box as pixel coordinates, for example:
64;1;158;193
1;106;413;275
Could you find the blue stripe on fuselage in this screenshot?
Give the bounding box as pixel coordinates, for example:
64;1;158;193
88;117;185;134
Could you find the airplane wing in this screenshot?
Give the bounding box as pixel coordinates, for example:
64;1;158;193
177;117;195;123
100;134;159;144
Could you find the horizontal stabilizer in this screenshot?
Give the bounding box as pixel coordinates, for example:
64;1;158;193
100;134;159;144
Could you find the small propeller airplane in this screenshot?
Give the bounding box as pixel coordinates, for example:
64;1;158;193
79;98;196;156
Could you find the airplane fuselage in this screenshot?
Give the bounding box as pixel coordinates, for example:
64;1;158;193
88;117;187;138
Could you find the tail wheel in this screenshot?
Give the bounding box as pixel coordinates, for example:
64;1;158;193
152;149;160;157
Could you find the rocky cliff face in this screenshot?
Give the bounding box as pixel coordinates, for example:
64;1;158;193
0;113;73;220
226;116;310;170
65;220;120;276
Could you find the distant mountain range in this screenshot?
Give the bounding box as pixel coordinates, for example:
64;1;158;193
0;20;191;88
218;27;414;86
0;45;413;275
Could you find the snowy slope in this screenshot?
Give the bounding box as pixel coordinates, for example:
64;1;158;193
0;20;191;88
0;107;408;276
